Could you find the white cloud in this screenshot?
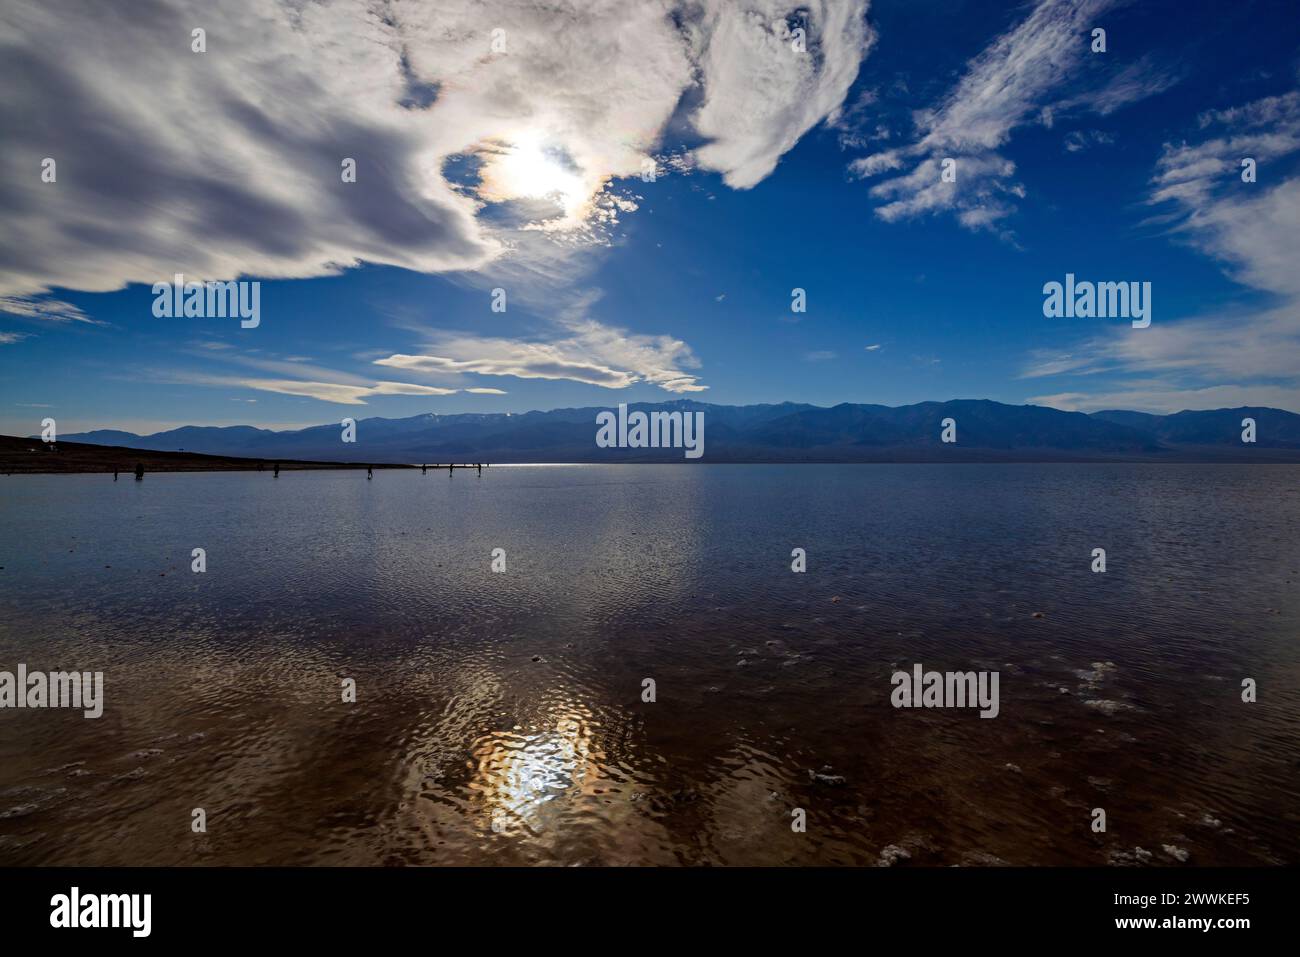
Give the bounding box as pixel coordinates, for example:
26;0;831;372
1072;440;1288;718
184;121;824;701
369;381;460;398
869;153;1019;226
1054;56;1181;118
157;356;468;404
1031;383;1300;414
2;1;883;400
1150;90;1300;240
0;296;103;324
850;0;1171;230
1063;129;1115;152
375;314;708;393
1;0;874;297
188;376;458;405
690;1;874;187
1198;91;1300;130
1019;350;1104;379
1024;89;1300;413
378;348;634;390
0;1;495;298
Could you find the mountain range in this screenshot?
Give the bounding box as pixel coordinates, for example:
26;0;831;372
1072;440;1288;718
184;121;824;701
37;400;1300;463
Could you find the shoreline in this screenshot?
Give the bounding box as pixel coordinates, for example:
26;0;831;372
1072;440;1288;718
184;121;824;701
0;435;413;474
6;435;1300;473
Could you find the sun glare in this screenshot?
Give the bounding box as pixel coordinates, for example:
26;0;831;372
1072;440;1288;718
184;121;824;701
482;134;588;221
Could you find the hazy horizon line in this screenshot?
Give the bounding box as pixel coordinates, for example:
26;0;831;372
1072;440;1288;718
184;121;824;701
15;396;1300;440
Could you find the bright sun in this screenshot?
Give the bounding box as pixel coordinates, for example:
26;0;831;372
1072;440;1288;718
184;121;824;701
482;134;588;220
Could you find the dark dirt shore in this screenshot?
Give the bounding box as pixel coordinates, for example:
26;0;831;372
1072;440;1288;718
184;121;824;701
0;435;412;474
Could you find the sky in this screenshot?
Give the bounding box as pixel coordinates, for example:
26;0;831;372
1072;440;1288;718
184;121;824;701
1;0;1299;436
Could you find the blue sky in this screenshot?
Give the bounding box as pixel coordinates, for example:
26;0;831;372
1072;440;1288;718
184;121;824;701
2;0;1299;435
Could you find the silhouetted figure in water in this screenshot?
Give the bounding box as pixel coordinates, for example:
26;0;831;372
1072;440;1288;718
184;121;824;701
477;463;482;475
367;467;373;480
113;470;118;481
421;463;427;474
134;463;144;481
273;462;280;478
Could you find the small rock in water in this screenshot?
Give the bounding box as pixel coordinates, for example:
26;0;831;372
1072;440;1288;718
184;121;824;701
1084;698;1134;715
808;766;847;787
1107;846;1154;866
1031;611;1044;619
530;655;543;662
961;851;1011;866
877;844;911;867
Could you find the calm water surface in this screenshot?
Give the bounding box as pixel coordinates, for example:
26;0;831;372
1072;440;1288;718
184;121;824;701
1;464;1297;865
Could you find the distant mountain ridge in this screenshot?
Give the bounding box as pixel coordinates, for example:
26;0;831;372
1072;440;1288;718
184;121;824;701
43;400;1300;463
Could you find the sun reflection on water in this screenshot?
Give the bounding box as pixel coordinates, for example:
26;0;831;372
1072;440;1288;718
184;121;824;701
473;712;594;836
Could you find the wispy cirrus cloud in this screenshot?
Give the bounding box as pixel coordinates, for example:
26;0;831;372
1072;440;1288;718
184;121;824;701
850;0;1176;231
377;348;634;390
1149;91;1300;217
235;378;458;405
154;352;473;406
0;295;104;325
1063;129;1115;152
375;314;708;394
1027;88;1300;413
157;369;461;406
1030;382;1300;415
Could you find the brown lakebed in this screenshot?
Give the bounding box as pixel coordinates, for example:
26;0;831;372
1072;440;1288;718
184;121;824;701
0;464;1296;865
